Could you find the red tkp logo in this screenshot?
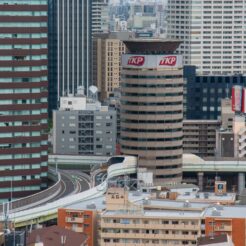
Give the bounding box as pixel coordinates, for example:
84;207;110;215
127;56;145;66
159;56;177;66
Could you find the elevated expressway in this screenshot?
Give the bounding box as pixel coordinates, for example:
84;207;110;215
2;156;137;228
183;154;246;192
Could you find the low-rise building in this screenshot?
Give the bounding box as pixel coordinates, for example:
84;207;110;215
58;209;96;246
27;225;88;246
53;89;117;156
198;234;234;246
204;206;246;246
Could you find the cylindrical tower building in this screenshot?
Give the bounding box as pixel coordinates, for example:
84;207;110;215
120;39;183;185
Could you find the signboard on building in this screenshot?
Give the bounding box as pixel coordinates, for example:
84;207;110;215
232;85;242;112
242;88;246;113
215;181;227;195
122;54;183;69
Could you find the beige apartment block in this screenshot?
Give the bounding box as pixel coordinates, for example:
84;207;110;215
100;188;202;246
93;32;133;101
183;120;220;157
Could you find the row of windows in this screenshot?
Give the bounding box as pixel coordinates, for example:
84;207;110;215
0;131;41;138
0;120;47;127
156;165;182;169
121;136;183;142
0;44;47;49
121;145;182;151
0;55;47;61
121;110;182;115
0;88;46;94
0;164;41;171
0;76;47;83
155;173;181;179
0;174;40;181
121;128;182;133
0;0;47;4
121;101;182;106
121;119;183;124
0;142;40;149
121;83;183;88
122;74;183;79
0;66;47;72
0;109;47;115
0;186;40;193
0;11;47;16
0;153;41;160
122;92;183;97
0;98;47;105
0;22;47;27
0;33;47;38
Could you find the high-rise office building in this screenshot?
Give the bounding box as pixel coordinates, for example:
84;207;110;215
184;66;246;120
167;0;246;75
120;39;184;185
0;0;49;200
48;0;92;114
92;0;109;34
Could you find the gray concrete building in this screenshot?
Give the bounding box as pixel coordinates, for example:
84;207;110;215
53;92;116;156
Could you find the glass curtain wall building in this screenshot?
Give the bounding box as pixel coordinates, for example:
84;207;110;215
48;0;92;114
0;0;48;200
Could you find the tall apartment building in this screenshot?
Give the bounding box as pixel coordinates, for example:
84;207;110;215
183;120;220;157
120;39;184;185
93;32;132;101
92;0;109;34
167;0;246;75
48;0;92;114
0;0;49;199
53;92;116;156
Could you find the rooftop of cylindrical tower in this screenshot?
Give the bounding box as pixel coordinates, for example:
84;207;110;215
123;38;182;54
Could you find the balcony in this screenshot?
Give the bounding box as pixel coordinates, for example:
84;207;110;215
101;222;199;231
66;217;84;223
100;232;197;241
214;225;232;231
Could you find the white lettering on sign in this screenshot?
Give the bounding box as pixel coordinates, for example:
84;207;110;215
127;56;145;66
159;56;177;66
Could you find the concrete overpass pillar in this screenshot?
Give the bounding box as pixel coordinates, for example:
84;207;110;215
198;172;204;191
238;173;245;193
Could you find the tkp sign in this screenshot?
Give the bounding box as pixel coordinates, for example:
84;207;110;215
127;56;145;66
159;56;177;66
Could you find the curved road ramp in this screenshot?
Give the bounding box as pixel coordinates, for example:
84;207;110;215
0;156;137;228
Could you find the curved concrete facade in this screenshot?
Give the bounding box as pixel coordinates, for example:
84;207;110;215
120;42;183;185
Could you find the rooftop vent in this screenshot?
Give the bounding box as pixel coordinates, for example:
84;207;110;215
204;193;209;199
211;208;221;216
183;200;191;208
215;203;223;210
195;194;200;198
184;192;190;196
143;197;151;205
86;203;96;209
